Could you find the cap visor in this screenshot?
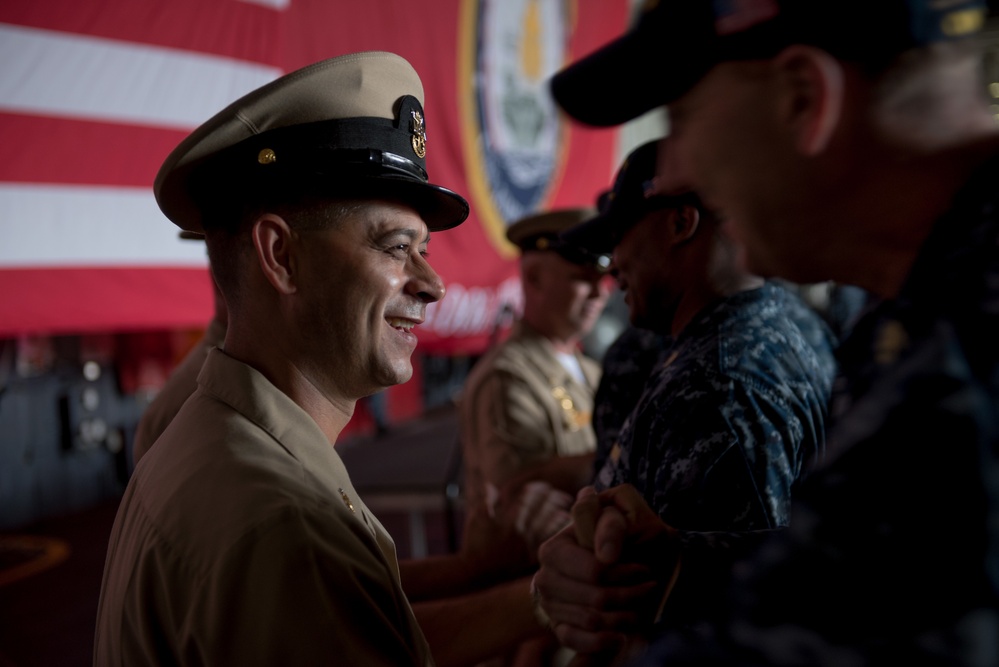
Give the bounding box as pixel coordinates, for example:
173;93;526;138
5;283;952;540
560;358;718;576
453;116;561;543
345;176;469;232
551;2;719;126
551;32;671;127
159;166;468;234
560;212;619;255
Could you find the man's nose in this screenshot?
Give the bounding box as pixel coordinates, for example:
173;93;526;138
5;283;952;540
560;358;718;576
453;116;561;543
407;255;446;303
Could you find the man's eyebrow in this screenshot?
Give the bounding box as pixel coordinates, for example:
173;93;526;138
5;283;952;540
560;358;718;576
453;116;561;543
379;226;432;245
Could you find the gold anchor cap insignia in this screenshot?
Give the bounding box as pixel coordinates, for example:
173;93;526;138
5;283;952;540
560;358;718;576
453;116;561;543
410;110;427;159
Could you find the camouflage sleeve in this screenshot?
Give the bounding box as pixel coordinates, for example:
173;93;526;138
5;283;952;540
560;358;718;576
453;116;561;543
643;374;802;532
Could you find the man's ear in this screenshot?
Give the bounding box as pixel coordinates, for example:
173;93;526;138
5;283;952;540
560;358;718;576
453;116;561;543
251;214;298;295
773;45;844;156
670;205;701;244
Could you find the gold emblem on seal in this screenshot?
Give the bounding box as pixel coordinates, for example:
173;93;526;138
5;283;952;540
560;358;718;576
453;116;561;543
411;110;427;158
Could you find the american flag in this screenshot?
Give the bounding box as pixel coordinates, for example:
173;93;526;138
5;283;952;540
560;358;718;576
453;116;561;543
0;0;625;352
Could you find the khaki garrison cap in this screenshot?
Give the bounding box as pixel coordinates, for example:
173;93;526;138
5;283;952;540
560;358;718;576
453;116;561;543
506;207;610;272
154;51;469;233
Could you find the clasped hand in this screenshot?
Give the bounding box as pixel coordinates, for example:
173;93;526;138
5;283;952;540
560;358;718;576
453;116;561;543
532;484;680;656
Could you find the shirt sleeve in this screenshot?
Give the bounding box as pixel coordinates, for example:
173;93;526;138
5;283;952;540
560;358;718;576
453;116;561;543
635;373;803;532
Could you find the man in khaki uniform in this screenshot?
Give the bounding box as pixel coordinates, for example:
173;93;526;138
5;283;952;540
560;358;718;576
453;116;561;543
95;51;468;666
460;209;611;527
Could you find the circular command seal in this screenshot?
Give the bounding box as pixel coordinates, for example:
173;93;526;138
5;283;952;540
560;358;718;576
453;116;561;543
459;0;575;258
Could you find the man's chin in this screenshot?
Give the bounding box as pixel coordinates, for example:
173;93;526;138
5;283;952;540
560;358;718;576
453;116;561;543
378;359;413;388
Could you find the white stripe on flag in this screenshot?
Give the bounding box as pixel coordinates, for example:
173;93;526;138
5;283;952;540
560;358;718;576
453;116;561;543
238;0;291;8
0;23;281;130
0;184;209;267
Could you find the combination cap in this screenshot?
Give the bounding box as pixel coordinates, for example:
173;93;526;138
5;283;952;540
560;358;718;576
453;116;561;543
507;208;611;271
155;51;469;232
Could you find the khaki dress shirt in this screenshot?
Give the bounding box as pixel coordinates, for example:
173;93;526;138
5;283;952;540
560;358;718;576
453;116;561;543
132;315;226;465
95;348;431;666
460;321;601;507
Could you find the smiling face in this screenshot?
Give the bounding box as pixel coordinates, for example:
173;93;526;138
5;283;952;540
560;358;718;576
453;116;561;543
523;252;612;345
291;199;445;399
553;259;613;339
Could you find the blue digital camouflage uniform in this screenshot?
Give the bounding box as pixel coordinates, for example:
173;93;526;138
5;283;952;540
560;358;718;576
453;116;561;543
637;154;999;666
591;326;671;475
594;281;837;531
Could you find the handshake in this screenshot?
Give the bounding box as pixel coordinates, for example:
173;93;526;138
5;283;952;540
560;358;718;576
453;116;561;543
529;484;682;664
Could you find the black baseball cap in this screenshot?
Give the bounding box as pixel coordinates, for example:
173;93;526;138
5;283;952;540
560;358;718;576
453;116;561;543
562;140;702;254
551;0;987;127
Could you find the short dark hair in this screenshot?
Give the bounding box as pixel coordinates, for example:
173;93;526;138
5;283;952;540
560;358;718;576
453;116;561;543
204;191;364;309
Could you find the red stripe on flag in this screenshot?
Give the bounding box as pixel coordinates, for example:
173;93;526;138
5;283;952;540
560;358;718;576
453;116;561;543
0;267;215;337
0;113;188;187
0;0;281;66
548;1;630;210
0;0;632;353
